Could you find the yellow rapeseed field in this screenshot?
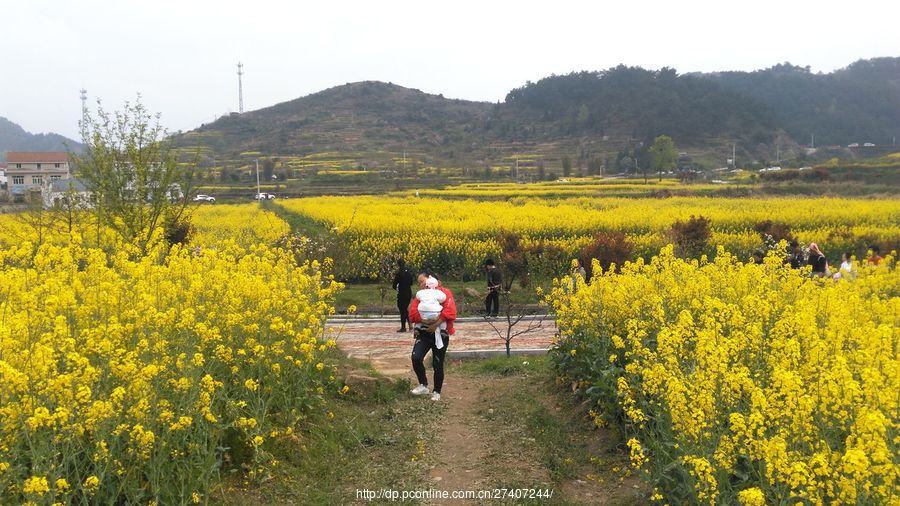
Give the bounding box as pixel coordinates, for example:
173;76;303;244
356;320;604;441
191;203;291;249
278;195;900;279
0;208;342;504
550;247;898;505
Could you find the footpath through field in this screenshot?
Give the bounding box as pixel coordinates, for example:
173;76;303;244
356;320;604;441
328;315;557;376
329;315;645;505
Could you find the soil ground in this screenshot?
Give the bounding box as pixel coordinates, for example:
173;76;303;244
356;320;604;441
213;320;648;505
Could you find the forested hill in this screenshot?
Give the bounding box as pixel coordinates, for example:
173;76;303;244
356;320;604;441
699;57;900;146
176;57;899;164
493;66;778;147
0;116;81;160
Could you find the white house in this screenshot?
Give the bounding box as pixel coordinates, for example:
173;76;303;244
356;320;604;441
42;177;92;209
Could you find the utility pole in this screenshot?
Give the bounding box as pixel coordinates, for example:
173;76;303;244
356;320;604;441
255;159;260;198
732;144;736;169
237;62;244;114
811;133;815;149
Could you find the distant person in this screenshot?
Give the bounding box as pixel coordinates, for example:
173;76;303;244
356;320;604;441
392;258;413;332
833;252;855;281
788;241;805;269
807;243;828;277
484;259;502;317
408;270;457;401
867;245;883;266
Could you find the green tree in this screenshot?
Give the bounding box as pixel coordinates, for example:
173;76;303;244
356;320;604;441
576;104;590;130
562;156;572;177
263;158;276;181
649;135;677;181
78;97;196;255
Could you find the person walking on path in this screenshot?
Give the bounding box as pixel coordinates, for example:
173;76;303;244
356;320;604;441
484;259;502;317
392;258;413;332
408;270;457;401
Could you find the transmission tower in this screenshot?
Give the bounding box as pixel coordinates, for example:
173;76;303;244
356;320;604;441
237;62;244;114
79;88;88;139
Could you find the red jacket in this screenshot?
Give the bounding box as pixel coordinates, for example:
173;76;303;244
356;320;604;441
408;286;457;335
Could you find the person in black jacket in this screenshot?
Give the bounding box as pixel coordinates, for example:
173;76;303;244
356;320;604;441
392;258;413;332
807;243;828;277
484;258;502;317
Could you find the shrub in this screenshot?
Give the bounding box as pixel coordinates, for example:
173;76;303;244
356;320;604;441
753;220;794;249
669;215;711;258
497;232;527;290
579;230;634;279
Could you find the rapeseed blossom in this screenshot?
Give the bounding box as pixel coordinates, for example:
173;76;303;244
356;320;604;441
551;246;898;504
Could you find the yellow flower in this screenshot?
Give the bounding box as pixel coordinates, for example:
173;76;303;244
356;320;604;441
23;476;50;496
737;487;765;506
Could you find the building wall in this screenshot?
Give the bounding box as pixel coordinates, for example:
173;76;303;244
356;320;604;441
6;162;69;194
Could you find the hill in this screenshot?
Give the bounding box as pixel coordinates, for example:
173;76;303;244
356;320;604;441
0;116;81;160
180;81;490;162
699;57;900;147
175;57;900;171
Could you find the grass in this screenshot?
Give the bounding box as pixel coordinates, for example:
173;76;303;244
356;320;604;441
210;353;648;505
210;355;442;505
333;281;547;316
454;356;648;505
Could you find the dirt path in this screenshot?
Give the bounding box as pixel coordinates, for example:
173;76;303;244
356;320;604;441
334;319;645;505
329;317;556;376
425;373;489;504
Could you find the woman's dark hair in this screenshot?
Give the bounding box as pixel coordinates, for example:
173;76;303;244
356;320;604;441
484;258;495;266
844;251;851;259
397;257;406;267
418;268;436;279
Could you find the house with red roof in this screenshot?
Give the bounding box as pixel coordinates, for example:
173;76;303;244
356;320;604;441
5;152;71;199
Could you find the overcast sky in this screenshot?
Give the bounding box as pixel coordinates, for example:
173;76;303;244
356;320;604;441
2;0;898;140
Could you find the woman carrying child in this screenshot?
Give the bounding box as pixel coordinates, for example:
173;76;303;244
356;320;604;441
408;269;457;401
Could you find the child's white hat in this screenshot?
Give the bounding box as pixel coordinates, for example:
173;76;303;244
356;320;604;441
425;276;439;289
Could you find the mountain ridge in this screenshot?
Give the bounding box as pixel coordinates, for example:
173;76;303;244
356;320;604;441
0;116;81;161
174;57;900;169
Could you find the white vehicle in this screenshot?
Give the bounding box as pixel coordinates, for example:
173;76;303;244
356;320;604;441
848;143;859;148
863;142;876;147
254;192;275;200
192;194;216;203
760;166;782;172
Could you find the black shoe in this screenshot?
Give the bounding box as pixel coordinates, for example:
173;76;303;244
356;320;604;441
397;327;407;333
